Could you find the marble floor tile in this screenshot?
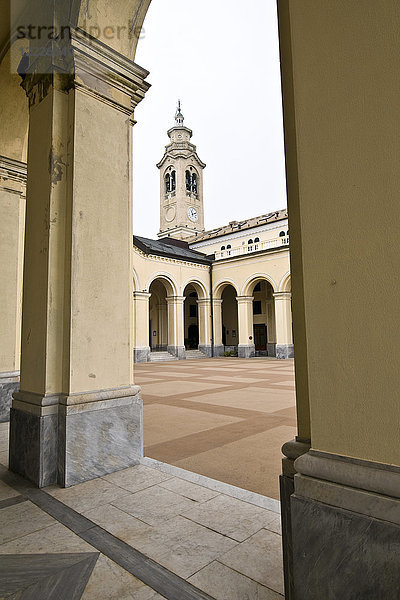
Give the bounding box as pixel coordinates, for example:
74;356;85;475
82;554;154;600
0;522;94;554
82;503;152;542
112;485;196;526
45;476;132;512
102;464;173;493
182;494;277;542
219;528;284;594
0;480;20;501
0;501;56;545
188;561;283;600
130;515;237;579
158;477;220;503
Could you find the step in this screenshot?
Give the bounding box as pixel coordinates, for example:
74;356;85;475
149;352;178;362
185;350;207;359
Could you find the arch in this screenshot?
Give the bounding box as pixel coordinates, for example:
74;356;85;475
132;267;140;291
241;273;277;296
181;278;207;299
146;272;178;296
214;279;240;299
279;272;291;292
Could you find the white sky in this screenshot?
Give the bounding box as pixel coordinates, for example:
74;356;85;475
133;0;287;239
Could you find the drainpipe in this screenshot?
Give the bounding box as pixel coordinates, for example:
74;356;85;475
210;261;214;357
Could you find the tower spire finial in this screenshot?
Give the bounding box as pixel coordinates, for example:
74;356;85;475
175;100;184;126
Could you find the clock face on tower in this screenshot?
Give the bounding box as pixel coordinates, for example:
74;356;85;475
188;207;198;222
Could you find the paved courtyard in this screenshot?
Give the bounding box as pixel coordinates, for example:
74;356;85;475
137;357;296;500
0;357;294;599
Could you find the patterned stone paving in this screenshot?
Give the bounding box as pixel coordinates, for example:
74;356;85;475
0;358;291;599
136;357;296;500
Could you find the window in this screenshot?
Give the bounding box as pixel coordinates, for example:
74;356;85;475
287;230;289;236
254;237;260;243
279;231;286;237
192;173;198;194
248;239;253;244
186;170;191;191
221;246;225;251
253;300;262;315
171;171;176;191
227;244;231;249
254;282;261;292
165;173;171;193
189;304;197;317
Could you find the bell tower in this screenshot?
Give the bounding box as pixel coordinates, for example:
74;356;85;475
157;102;206;240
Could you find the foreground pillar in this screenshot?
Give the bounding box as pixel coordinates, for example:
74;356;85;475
0;156;26;422
212;298;224;356
166;296;186;359
274;292;294;359
197;298;212;357
278;1;400;597
133;292;151;362
236;296;255;358
9;30;150;487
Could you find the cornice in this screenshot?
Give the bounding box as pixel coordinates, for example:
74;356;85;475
132;246;209;270
157;150;206;169
0;155;27;182
190;219;289;249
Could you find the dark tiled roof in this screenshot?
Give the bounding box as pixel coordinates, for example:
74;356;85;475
133;235;213;265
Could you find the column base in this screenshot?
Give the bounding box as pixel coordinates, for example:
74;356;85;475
198;344;213;357
9;400;59;488
133;346;150;363
213;344;225;357
0;372;19;422
167;345;186;360
267;342;276;357
58;388;143;487
276;344;294;359
238;344;255;358
292;450;400;599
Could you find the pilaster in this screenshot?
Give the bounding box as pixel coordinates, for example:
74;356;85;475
274;291;294;359
9;29;150;487
236;296;255;358
133;292;151;363
166;296;186;359
0;156;27;421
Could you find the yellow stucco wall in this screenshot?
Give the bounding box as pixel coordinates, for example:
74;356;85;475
279;0;400;465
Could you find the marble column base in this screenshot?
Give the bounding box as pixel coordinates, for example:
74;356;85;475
167;345;186;360
133;346;150;363
0;372;19;422
58;389;143;487
238;344;255;358
292;450;400;599
9;404;58;488
280;438;311;600
267;342;276;357
213;344;225;357
198;344;212;357
276;343;294;359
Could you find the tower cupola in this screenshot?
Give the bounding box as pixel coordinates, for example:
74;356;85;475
157;103;206;241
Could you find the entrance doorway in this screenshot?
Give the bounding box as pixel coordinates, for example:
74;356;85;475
254;324;267;352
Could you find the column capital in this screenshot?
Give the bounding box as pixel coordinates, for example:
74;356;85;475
197;298;212;306
236;295;254;304
133;291;151;300
212;298;223;306
20;28;150;113
273;291;292;300
166;295;186;304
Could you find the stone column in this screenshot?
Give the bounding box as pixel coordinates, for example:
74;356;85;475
197;298;212;357
133;292;151;363
236;296;255;358
9;30;150;487
0;156;26;422
212;298;224;356
274;292;294;359
158;302;168;350
166;296;186;359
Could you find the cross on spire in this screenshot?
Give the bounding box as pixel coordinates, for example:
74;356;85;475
175;100;184;125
